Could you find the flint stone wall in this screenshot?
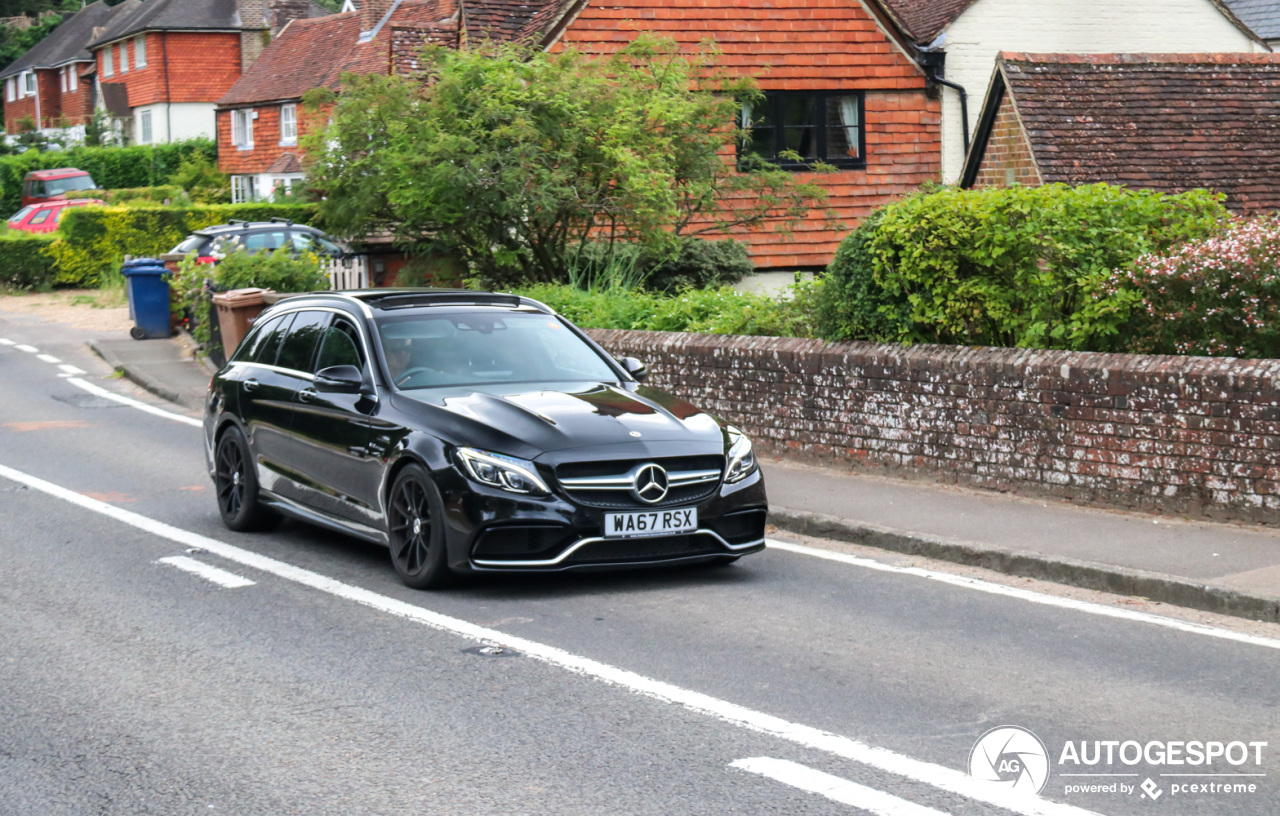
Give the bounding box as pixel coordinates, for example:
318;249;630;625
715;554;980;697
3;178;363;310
585;330;1280;525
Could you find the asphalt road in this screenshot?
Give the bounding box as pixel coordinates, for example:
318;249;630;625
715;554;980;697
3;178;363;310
2;320;1279;816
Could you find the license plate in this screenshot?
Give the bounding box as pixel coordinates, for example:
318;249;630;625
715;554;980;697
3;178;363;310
604;508;697;538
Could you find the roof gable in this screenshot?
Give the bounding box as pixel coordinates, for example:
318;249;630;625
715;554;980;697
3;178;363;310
0;0;137;79
966;52;1280;211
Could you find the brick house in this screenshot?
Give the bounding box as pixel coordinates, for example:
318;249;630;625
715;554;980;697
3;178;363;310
216;0;460;204
961;53;1280;213
875;0;1267;184
84;0;326;146
0;1;136;136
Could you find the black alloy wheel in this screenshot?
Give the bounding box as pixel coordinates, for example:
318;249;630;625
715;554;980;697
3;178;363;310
387;464;450;589
214;426;277;531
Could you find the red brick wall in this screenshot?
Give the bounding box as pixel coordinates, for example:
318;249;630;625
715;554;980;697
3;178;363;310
5;79;36;132
59;67;93;125
587;330;1280;524
972;88;1041;189
217;102;322;175
99;32;242;107
555;0;942;269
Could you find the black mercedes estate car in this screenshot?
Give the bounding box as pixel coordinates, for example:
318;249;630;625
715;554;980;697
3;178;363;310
203;289;767;588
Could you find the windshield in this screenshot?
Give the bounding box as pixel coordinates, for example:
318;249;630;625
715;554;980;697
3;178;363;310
8;205;33;223
45;174;96;195
376;311;619;389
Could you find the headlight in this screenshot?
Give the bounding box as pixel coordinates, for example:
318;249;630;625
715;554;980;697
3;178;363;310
725;426;757;484
455;447;550;496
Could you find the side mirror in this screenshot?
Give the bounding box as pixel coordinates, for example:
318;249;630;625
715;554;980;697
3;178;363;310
620;357;647;382
314;364;364;393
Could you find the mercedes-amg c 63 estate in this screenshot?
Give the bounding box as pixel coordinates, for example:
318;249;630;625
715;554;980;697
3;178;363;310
203;289;767;588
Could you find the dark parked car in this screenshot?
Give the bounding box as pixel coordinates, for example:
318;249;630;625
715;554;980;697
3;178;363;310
171;218;343;262
203;289;766;588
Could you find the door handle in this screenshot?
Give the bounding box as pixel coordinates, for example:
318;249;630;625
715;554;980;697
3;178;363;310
298;388;317;403
243;378;259;393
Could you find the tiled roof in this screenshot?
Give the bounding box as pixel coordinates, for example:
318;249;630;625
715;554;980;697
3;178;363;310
464;0;571;44
218;0;461;106
0;0;138;79
268;153;304;173
876;0;974;45
89;0;257;48
1223;0;1280;38
996;53;1280;212
100;82;130;117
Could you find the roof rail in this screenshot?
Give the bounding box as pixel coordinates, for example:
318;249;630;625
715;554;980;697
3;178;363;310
226;219;249;226
269;217;294;225
361;291;527;310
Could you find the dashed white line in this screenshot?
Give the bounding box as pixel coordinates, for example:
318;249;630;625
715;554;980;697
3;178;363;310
14;344;38;353
0;338;15;345
157;556;255;589
36;353;61;364
67;377;202;427
733;757;951;816
0;461;1103;816
766;539;1280;652
58;364;87;376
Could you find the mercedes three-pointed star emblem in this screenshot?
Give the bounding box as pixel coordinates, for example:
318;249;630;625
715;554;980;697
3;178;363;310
632;463;669;504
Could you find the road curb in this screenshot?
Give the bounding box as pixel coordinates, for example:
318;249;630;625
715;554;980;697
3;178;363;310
768;506;1280;623
87;338;193;409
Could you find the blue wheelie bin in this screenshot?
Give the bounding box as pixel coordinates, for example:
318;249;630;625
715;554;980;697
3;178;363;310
121;258;172;340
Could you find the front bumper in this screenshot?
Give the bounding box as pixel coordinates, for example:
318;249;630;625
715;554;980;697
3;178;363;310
440;468;768;572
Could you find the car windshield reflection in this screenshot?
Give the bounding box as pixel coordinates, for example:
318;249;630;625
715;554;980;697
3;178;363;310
377;311;620;389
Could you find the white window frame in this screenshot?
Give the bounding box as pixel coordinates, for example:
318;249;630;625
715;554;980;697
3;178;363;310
68;66;77;92
6;78;15;102
117;43;127;73
59;67;66;92
21;71;34;97
231;175;256;204
102;47;113;77
139;109;152;144
232;108;255;149
279;103;297;145
134;35;146;68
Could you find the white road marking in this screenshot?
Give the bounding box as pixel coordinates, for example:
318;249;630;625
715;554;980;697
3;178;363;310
157;556;255;588
36;353;61;364
59;364;87;376
0;462;1102;816
67;377;202;427
0;338;14;345
733;757;951;816
766;539;1280;652
14;344;38;353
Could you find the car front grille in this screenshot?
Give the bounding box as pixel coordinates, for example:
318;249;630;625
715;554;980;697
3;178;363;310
554;455;723;509
561;533;721;565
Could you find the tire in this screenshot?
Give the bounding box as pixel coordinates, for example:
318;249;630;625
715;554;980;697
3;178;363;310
129;325;147;340
386;464;451;589
214;426;277;532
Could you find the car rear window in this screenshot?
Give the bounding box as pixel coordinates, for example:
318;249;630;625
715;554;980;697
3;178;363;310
244;231;288;252
275;310;329;373
173;234;209;254
376;311;618;389
28;208;52;225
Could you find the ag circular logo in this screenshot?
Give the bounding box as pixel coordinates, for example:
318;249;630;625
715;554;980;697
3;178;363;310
969;726;1050;794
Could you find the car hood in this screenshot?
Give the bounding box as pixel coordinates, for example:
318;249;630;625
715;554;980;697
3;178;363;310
393;381;726;457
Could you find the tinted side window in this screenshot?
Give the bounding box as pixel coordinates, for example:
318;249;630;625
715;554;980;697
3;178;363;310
315;316;366;371
235;314;286;363
28;208;51;225
275;310;328;373
244;230;287;252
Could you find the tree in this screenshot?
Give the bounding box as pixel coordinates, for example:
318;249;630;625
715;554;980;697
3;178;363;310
305;36;829;285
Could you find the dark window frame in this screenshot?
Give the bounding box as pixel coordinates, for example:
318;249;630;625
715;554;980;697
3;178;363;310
738;90;866;172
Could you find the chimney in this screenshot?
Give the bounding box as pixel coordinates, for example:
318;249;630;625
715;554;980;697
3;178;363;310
268;0;310;34
361;0;393;34
237;0;268;71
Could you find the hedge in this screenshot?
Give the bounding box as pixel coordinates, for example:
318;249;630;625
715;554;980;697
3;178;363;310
48;203;321;286
0;233;58;291
0;140;216;214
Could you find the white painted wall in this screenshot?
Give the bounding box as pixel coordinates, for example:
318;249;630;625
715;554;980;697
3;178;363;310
132;102;217;144
936;0;1265;182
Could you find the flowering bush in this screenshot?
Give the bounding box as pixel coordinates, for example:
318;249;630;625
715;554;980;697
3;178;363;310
1112;216;1280;358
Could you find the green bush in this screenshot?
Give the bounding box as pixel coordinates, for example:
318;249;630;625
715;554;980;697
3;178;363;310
569;238;754;292
0;232;58;291
512;282;814;337
68;185;186;205
47;203;320;287
176;248;331;352
1109;215;1280;358
866;184;1229;350
0;140;217;214
813;207;910;342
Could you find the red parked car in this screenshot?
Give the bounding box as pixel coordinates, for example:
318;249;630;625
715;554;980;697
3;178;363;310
20;168;97;206
7;199;105;234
